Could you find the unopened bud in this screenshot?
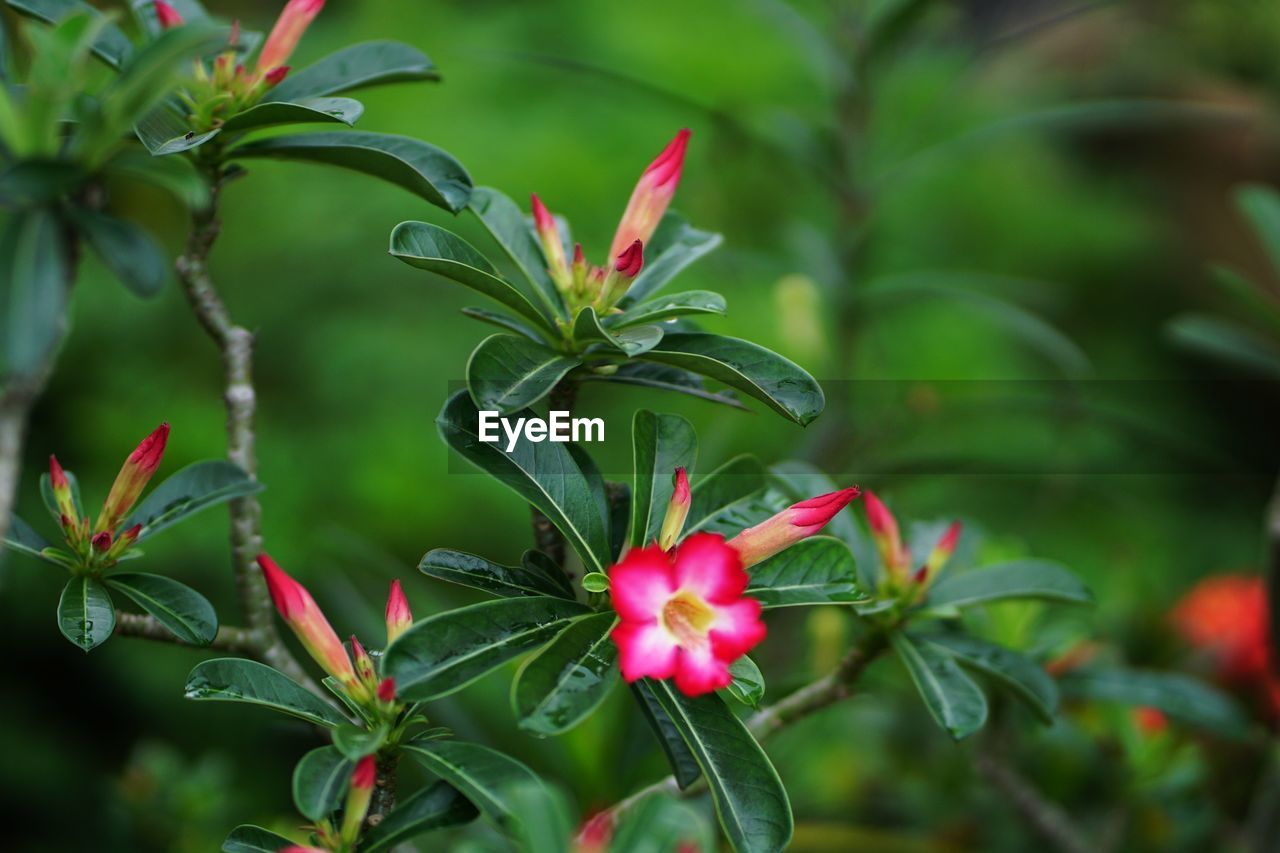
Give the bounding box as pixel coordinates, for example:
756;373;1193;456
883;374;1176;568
385;579;413;646
657;467;691;550
341;755;377;842
728;487;861;568
609;129;691;259
377;677;396;703
48;455;78;523
598;240;644;309
91;531;112;553
531;193;572;291
153;0;183;29
96;423;169;534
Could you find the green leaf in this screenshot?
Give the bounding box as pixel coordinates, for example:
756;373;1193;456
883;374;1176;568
402;739;546;837
419;548;574;599
57;576;115;651
0;161;85;206
221;97;363;132
231;132;471;212
332;722;388;759
572;306;664;356
461;306;548;342
101;24;226;137
610;792;715;853
71;210;168;298
620;213;723;305
103;148;208;208
926;560;1093;610
581;361;747;410
1167;314;1280;380
124;460;263;541
725;656;765;708
890;632;988;740
686;454;767;534
1059;667;1249;737
629;410;698;548
134;106;220;155
467;186;565;321
746;536;863;608
1237;184;1280;276
512;612;619;735
631;681;701;789
268;40;438;101
436;390;612;573
641;332;825;426
501;779;574;853
4;513;56;562
467;333;580;414
926;634;1058;724
359;782;479;852
6;0;132;68
581;572;609;593
184;658;349;728
221;825;293;853
105;572;218;645
614;290;727;328
0;208;67;379
390;221;552;329
292;746;352;822
384;596;589;701
648;679;793;853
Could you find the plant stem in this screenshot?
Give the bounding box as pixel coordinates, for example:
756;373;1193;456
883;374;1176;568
115;612;258;654
971;749;1092;853
366;752;400;830
176;172;314;689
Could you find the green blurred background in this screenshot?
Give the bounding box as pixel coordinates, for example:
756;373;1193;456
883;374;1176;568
3;0;1280;850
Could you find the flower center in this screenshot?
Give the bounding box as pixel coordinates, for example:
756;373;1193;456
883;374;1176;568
660;590;715;649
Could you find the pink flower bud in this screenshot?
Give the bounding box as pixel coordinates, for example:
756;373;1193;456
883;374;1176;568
229;19;241;47
351;635;376;686
281;847;329;853
925;521;961;575
608;129;690;260
48;455;78;522
92;531;112;552
863;490;909;579
385;579;413;646
531;193;572;290
153;1;183;29
341;755;377;842
351;754;376;790
658;467;691;550
575;810;615;853
727;487;860;568
377;677;396;703
257;554;361;692
597;240;645;309
264;66;290;87
96;423;169;534
256;0;325;78
615;239;644;277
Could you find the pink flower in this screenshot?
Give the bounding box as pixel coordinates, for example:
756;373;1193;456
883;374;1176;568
385;579;413;645
257;0;325;78
657;466;691;550
153;0;183;29
258;554;363;694
609;533;766;696
727;487;860;568
609;129;691;259
96;423;169;534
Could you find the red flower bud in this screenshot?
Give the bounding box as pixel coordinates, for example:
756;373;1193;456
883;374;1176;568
531;193;572;290
48;455;78;523
351;754;376;790
153;0;184;29
351;635;376;686
925;521;961;575
264;65;290;86
385;579;413;646
863;490;909;579
377;677;396;703
341;754;377;842
727;487;860;568
609;129;690;259
258;554;362;693
614;239;644;278
1133;706;1168;735
597;240;645;310
658;466;691;550
92;531;113;552
575;810;615;853
257;0;325;77
96;423;169;534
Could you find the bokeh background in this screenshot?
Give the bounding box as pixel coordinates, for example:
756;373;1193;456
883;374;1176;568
3;0;1280;850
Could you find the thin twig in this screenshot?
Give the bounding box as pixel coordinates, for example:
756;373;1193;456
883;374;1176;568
114;612;258;654
971;749;1092;853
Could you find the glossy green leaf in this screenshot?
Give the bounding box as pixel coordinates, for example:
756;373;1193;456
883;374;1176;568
57;576;115;652
629;410;698;548
685;454;767;534
641;332;824;426
231;132;471;212
581;572;609;593
105;572;217;645
72;209;168;298
125;460;262;541
572;306;663;356
620;213;722;305
134;105;221;155
467;334;580;413
269;40;437;101
104;148;208;208
468;186;565;321
101;24;226;136
725;656;765;708
745;536;863;608
631;681;701;789
402;739;546;836
221;825;293;853
926;560;1093;610
461;306;547;342
292;746;352;821
502;779;574;853
927;634;1058;724
332;722;388;759
648;679;793;853
6;0;133;67
610;792;715;853
891;632;988;740
581;361;746;410
359;781;479;852
4;513;55;562
512;612;619;735
390;221;551;328
615;290;727;328
384;596;589;701
1060;667;1249;737
184;658;349;728
1;208;67;379
1167;314;1280;380
419;548;574;599
1236;184;1280;275
221;97;363;132
436;391;612;572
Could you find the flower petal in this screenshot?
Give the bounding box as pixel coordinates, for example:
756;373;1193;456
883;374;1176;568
672;533;748;604
609;545;676;621
710;598;767;661
613;621;678;682
674;644;733;696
